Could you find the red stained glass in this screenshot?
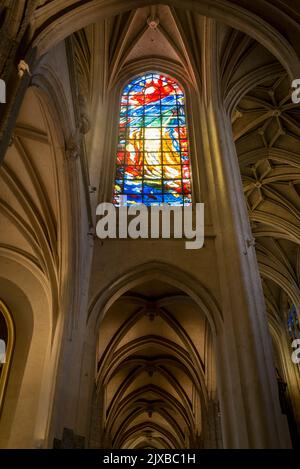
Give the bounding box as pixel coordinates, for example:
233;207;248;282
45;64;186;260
114;73;192;205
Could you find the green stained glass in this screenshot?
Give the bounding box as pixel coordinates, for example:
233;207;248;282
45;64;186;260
114;73;192;205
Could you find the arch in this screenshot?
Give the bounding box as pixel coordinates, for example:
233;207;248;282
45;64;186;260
0;67;75;446
268;312;300;445
96;300;208;405
112;58;195;92
120;421;178;449
32;1;300;79
87;261;222;336
99;59;203;204
104;362;197;434
98;317;206;389
89;262;219;448
225;64;286;114
251;212;300;246
0;277;34;448
0;299;14;415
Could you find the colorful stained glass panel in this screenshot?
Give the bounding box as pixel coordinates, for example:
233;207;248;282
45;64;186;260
114;73;192;205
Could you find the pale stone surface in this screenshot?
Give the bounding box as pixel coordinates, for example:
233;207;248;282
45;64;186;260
0;0;299;450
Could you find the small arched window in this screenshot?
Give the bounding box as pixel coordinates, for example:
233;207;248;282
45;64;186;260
287;304;300;341
0;299;14;414
114;73;192;206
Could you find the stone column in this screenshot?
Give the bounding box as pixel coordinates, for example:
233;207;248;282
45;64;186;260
203;400;222;449
199;19;290;448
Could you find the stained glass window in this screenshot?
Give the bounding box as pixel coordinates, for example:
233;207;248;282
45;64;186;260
287;304;300;340
114;73;192;206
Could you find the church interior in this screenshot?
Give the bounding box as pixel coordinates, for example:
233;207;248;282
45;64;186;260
0;0;300;449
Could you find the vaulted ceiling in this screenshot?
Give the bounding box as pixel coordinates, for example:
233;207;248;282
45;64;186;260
0;87;61;327
60;2;300;446
94;279;216;449
1;0;300;450
233;72;300;339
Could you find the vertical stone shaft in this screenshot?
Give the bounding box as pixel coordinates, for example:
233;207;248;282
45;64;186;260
200;18;290;448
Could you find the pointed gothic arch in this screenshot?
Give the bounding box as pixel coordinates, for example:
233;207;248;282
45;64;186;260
0;299;14;415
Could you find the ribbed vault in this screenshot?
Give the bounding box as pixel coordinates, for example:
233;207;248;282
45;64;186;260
1;0;300;451
233;73;300;315
233;72;300;443
91;279;218;449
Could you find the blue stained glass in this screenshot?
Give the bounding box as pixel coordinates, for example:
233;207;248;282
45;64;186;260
114;73;192;206
129;117;144;126
127;194;143;205
162;95;177;106
128;106;144;117
144;104;161;116
144;194;163;205
144;182;163;194
114;180;123;193
124;180;142;194
164;193;183;205
287;305;300;340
